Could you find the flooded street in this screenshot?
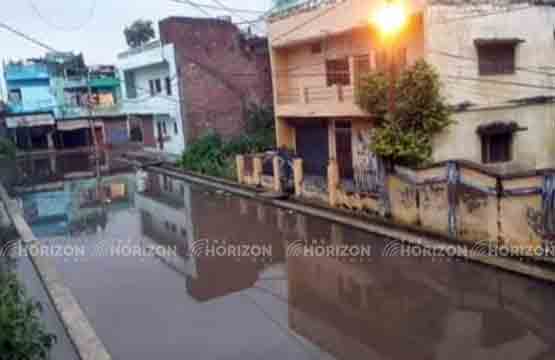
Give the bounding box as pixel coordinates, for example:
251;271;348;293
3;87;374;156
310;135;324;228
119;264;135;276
12;154;555;360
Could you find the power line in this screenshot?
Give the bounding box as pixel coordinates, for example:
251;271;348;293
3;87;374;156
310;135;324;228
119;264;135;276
169;0;264;15
171;0;212;17
27;0;97;32
270;2;339;43
431;4;533;25
0;21;59;52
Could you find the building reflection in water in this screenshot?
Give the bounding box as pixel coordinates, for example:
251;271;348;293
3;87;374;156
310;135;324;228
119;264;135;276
136;169;555;360
16;153;135;237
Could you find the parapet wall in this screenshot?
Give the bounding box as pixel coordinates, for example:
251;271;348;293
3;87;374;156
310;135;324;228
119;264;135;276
237;155;555;257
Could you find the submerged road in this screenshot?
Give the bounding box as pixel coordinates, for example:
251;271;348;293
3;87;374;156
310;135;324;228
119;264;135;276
9;155;555;360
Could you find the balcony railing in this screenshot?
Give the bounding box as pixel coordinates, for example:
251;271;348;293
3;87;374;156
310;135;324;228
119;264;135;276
277;84;355;105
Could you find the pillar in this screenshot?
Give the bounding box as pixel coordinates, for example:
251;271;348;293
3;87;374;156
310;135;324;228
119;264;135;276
253;156;263;187
273;156;282;192
236;155;245;184
293;158;304;197
328;159;340;207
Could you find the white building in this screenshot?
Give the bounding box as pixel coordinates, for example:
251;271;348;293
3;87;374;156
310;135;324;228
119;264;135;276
117;40;186;156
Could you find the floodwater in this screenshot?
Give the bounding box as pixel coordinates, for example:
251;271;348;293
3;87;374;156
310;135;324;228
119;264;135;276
12;153;555;360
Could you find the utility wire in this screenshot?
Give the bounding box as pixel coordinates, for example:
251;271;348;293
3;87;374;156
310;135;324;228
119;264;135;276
0;21;59;52
431;4;533;25
27;0;97;31
169;0;265;14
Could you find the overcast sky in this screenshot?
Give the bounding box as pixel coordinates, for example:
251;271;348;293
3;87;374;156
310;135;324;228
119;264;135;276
0;0;271;62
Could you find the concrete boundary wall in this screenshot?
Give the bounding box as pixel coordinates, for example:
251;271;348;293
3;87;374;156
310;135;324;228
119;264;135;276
0;183;112;360
238;156;555;259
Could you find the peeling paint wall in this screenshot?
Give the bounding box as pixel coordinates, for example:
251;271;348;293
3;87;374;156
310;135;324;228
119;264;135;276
388;175;419;226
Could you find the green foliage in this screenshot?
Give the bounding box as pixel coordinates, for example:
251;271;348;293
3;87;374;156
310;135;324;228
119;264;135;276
356;60;453;166
124;20;156;48
0;139;16;159
178;104;275;178
0;271;56;360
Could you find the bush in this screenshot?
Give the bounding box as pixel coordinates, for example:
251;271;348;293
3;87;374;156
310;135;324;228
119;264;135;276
0;139;16;159
0;271;56;360
178;104;275;178
356;60;453;166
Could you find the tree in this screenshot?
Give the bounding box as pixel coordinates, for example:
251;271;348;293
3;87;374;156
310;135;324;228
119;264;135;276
356;60;453;166
124;20;155;48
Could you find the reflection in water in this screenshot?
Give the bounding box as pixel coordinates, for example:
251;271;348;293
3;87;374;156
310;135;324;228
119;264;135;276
19;164;555;360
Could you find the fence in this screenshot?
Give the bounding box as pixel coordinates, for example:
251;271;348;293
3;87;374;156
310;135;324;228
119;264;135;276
237;155;555;257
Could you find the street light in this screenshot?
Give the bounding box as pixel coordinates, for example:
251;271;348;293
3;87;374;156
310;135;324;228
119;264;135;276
372;1;407;113
373;1;407;39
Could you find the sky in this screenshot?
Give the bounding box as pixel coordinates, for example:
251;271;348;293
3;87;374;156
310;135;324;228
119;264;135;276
0;0;272;97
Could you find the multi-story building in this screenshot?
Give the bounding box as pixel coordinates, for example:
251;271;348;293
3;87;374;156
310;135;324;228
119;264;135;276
117;40;185;156
158;17;273;142
268;0;555;185
2;52;160;153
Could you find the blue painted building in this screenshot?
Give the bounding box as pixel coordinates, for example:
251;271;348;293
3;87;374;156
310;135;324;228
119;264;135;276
2;53;124;151
3;60;56;114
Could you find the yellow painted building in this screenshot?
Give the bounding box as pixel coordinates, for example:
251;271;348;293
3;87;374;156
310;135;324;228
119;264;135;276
268;0;555;181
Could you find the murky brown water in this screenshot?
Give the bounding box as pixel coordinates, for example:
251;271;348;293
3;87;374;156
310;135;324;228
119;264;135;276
17;158;555;360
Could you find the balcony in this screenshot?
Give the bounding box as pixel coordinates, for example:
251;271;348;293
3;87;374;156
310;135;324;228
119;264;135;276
276;84;366;117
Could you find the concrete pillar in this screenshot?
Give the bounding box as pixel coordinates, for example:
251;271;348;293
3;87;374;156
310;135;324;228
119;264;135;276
328;120;337;161
273;156;282;192
328;159;340;207
236;155;245;184
293;158;304;197
253;156;263;187
276;117;296;150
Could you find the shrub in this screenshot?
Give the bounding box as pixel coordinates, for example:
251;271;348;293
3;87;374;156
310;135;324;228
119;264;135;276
178;104;275;178
356;60;453;166
0;271;56;360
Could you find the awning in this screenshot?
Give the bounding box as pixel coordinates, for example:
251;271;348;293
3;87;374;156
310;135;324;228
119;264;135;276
476;121;525;136
57;119;103;131
474;38;525;47
6;113;55;128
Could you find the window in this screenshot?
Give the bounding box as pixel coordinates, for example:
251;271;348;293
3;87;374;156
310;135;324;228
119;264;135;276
155;79;162;93
165;77;172;96
482;133;512;163
129;118;143;142
149;79;163;96
124;71;137;99
326;58;350;86
476;40;520;75
8;89;22;104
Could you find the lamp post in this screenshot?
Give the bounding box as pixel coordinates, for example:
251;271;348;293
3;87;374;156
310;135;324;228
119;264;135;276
373;0;407;113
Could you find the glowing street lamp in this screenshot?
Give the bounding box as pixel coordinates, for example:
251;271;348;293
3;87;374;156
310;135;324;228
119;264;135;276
373;1;407;38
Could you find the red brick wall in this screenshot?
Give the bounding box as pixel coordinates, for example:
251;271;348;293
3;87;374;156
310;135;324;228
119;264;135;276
159;17;273;142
